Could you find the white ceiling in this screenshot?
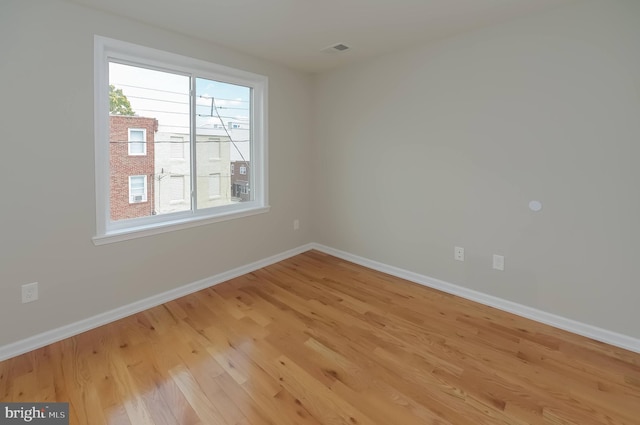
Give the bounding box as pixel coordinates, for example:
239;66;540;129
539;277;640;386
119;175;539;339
67;0;578;73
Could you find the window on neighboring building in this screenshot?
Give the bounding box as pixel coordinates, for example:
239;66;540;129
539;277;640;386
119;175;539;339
169;175;185;202
128;128;146;156
129;175;147;203
209;173;221;198
208;138;221;160
94;36;268;244
231;164;234;175
169;136;184;159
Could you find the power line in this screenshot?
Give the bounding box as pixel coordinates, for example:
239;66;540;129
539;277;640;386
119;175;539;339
205;95;249;166
123;95;249;111
198;105;249;111
126;95;188;105
109;140;251;144
112;83;188;97
131;108;249;121
108;122;246;131
133;108;189;115
111;82;250;103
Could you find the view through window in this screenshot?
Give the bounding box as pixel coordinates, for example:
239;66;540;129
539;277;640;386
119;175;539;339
108;62;252;221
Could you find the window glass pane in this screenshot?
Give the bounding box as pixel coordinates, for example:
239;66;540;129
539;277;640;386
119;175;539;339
128;175;147;205
129;129;145;155
195;77;251;209
130;176;144;194
129;130;144;141
109;62;191;220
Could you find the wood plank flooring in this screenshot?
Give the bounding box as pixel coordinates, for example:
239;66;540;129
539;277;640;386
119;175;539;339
1;250;639;424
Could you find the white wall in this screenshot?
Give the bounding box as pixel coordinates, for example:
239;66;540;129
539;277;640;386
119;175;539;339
2;0;639;350
312;0;640;339
0;0;313;346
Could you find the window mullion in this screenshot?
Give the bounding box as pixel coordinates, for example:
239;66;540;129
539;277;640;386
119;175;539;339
190;76;197;212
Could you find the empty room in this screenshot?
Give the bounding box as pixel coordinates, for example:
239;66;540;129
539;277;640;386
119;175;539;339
1;0;639;424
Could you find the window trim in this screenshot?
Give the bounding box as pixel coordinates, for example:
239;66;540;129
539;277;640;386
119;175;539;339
93;35;269;245
127;128;147;156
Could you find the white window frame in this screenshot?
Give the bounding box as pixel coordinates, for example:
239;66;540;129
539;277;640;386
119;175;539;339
240;165;247;175
94;36;269;245
128;128;147;156
128;175;148;203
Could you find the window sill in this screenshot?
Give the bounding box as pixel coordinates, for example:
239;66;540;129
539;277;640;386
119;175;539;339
93;205;270;245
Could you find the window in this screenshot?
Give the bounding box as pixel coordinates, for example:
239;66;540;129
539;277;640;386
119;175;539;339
231;164;234;175
208;138;221;160
94;36;269;244
129;175;147;203
128;128;146;155
169;136;184;159
209;173;221;198
169;175;185;202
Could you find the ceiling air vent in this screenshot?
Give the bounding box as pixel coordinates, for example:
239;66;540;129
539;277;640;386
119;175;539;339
321;43;351;53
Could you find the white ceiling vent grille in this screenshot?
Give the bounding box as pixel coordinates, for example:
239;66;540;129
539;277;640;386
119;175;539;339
321;43;351;53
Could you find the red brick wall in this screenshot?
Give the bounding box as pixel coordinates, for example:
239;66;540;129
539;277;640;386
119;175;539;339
231;161;250;201
109;115;158;220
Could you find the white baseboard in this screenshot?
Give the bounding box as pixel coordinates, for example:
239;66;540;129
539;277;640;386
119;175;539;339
2;241;638;361
0;243;314;362
310;243;640;354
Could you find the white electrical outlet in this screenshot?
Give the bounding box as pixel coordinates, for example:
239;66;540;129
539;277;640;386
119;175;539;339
293;219;300;230
493;255;505;271
454;246;465;261
22;282;39;303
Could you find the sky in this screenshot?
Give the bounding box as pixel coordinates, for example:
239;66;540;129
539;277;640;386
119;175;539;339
109;61;250;132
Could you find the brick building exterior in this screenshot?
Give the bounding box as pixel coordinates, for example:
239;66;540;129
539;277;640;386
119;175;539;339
110;115;158;220
231;160;250;201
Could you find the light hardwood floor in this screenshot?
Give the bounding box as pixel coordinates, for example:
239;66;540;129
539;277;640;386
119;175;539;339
1;250;639;424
